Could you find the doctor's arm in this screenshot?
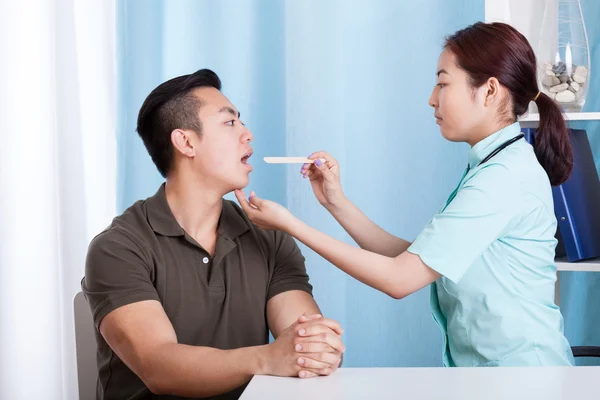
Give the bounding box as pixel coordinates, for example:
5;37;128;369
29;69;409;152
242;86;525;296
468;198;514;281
279;222;440;299
235;191;440;299
326;196;413;258
235;164;519;297
303;151;412;257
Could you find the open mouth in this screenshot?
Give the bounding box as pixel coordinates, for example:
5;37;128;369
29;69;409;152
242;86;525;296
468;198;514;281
241;150;253;164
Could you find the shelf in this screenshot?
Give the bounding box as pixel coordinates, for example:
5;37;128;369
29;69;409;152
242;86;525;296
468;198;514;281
556;257;600;272
519;112;600;122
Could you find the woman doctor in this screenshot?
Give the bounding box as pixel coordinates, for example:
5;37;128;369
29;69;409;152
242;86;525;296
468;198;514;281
235;22;575;368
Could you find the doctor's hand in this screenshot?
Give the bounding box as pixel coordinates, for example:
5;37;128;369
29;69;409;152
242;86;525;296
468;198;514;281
234;189;298;233
301;151;346;211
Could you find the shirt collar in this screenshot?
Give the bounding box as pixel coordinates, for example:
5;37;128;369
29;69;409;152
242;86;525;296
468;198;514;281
146;183;249;239
468;122;522;169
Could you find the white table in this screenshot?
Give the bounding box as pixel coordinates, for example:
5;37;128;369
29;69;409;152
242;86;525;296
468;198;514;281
240;367;600;400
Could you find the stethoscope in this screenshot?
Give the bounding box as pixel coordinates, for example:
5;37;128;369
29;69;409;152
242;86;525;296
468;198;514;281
451;132;525;206
477;133;525;167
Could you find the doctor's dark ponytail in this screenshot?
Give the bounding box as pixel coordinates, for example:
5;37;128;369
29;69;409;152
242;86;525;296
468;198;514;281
445;22;573;186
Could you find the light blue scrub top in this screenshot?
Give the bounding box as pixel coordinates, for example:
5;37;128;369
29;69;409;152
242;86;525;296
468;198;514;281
408;122;574;367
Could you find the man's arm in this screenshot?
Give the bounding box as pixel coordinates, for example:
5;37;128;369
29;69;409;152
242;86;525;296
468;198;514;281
86;230;283;397
267;290;345;378
100;297;343;396
99;300;269;398
266;290;321;338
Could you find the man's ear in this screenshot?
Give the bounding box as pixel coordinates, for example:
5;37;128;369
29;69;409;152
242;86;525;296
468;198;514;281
171;129;195;158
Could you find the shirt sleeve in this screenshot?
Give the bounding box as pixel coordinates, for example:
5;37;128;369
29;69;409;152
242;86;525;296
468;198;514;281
408;164;522;283
81;229;160;330
267;230;313;301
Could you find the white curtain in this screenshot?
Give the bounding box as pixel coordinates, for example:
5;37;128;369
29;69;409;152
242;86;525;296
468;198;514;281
0;1;116;398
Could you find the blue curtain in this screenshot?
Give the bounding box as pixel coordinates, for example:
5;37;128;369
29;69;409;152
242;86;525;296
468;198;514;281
116;0;483;367
117;0;289;208
117;0;599;367
561;0;600;367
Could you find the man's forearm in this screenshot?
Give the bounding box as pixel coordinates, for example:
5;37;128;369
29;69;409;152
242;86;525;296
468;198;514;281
144;343;269;397
327;197;410;257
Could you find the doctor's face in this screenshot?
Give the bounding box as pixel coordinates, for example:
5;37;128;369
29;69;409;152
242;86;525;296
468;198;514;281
428;49;488;144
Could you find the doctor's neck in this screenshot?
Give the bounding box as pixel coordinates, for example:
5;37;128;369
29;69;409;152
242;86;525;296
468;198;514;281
466;120;516;147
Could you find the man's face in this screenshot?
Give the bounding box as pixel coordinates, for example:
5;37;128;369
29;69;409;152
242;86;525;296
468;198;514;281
184;87;254;192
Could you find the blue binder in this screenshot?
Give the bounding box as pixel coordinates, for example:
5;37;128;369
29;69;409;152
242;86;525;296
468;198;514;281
522;128;600;262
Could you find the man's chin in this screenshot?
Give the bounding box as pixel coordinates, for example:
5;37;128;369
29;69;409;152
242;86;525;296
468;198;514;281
229;177;250;193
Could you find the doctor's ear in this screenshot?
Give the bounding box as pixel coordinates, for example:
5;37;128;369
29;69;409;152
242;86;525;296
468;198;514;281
483;77;502;107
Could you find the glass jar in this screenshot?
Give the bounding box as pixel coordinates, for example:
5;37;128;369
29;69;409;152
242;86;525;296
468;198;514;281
537;0;590;112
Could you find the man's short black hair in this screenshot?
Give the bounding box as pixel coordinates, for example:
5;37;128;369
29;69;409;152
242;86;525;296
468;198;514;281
136;69;222;178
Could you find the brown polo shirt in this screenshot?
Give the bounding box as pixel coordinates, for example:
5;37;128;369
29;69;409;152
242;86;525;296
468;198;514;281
82;184;313;400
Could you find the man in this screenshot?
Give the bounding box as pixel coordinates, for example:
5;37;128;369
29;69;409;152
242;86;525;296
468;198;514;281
82;69;345;400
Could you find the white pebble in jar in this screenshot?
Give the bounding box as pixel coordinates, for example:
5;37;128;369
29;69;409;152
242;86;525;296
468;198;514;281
539;59;588;110
556;90;576;103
